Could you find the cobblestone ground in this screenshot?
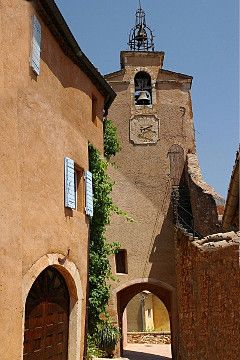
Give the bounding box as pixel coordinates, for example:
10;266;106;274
123;343;172;360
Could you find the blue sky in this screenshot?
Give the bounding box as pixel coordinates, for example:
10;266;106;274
56;0;239;198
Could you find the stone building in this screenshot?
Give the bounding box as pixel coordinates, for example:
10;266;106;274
0;1;115;359
104;4;235;359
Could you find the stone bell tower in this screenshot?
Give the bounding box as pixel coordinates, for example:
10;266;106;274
104;3;198;358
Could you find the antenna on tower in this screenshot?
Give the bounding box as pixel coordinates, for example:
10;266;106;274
128;2;154;51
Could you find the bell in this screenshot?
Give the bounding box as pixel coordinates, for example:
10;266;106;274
137;90;150;105
135;27;147;43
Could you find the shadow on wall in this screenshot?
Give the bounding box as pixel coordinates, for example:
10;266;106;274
127;294;144;332
148;205;175;284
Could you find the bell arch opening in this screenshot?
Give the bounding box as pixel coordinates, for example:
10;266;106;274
134;71;152;105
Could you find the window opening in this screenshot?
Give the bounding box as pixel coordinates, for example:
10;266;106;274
115;249;128;274
74;166;84;212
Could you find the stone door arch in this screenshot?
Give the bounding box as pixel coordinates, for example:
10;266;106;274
23;266;69;359
22;254;83;360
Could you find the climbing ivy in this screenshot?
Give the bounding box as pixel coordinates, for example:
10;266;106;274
87;119;123;355
88;143;120;334
103;118;121;160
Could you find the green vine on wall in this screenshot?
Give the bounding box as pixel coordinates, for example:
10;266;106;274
103;118;121;160
87;118;125;357
88;144;119;333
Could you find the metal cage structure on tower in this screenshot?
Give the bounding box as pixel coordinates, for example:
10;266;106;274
128;3;154;52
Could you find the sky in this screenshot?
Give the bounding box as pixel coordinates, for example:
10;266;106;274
56;0;239;198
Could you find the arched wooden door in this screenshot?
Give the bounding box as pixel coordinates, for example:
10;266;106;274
23;266;69;360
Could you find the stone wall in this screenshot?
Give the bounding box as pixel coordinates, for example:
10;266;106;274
176;229;240;360
187;154;225;236
127;332;171;345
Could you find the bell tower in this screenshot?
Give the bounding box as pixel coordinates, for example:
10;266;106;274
104;3;197;358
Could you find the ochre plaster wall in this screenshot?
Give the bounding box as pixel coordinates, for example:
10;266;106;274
126;293;170;332
176;229;240;360
153;296;170;332
0;1;104;359
144;294;154;330
126;294;143;332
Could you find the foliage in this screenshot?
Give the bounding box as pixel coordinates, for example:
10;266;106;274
88;144;120;336
87;118;132;357
95;319;121;357
103;119;121;160
87;335;104;359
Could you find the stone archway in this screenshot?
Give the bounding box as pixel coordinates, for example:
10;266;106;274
114;278;177;359
22;253;83;360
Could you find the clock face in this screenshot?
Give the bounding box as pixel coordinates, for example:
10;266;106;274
130;115;159;144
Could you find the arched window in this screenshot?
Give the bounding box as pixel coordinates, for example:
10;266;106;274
134;71;152;105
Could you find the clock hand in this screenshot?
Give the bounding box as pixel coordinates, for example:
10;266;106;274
140;125;153;132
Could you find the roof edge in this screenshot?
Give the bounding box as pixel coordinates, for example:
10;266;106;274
32;0;116;112
104;69;125;79
161;69;193;81
120;50;165;56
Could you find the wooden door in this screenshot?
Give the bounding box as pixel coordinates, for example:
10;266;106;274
23;267;69;360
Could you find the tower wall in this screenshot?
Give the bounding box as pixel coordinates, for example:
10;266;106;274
106;51;195;289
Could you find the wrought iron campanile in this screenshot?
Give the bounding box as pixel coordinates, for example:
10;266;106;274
128;1;154;51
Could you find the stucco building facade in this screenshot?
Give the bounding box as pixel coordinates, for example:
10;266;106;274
0;1;115;359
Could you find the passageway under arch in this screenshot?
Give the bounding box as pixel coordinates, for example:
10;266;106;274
116;279;177;359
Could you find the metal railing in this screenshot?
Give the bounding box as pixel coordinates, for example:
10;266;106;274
171;187;203;239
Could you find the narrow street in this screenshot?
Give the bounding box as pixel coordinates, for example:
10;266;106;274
123;344;172;360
